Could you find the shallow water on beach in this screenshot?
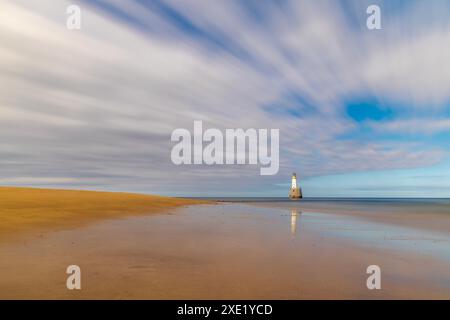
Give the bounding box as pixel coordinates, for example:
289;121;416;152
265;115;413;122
1;202;450;299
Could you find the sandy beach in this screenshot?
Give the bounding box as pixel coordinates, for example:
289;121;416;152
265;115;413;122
0;189;450;299
0;187;206;241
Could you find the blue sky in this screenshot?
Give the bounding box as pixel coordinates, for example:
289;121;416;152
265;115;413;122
1;0;450;197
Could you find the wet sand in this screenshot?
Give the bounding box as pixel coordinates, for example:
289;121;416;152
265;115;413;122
252;199;450;234
1;200;450;299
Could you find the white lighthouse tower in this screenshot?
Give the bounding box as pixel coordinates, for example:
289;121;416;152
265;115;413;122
289;173;302;199
291;174;298;189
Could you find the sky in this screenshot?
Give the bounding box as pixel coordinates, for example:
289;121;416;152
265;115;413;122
1;0;450;197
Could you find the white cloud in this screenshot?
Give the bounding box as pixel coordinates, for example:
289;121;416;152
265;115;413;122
0;0;449;195
370;119;450;135
0;177;78;185
363;30;450;107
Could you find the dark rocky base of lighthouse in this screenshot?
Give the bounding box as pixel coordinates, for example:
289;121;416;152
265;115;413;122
289;187;302;199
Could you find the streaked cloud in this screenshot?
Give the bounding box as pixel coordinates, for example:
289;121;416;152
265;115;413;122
369;119;450;135
1;0;450;196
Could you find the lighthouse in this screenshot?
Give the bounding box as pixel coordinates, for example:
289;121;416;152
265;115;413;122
289;173;302;199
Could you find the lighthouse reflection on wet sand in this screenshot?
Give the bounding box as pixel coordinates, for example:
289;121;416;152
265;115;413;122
290;208;301;238
289;172;302;199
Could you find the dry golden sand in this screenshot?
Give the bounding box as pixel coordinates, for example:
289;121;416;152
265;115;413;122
0;187;207;239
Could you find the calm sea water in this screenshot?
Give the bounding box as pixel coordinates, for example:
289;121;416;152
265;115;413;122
193;197;450;205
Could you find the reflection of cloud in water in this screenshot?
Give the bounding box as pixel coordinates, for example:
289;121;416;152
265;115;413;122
290;209;301;239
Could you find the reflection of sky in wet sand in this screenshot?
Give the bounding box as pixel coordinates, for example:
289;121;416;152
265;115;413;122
297;210;450;263
1;202;450;299
251;203;450;264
